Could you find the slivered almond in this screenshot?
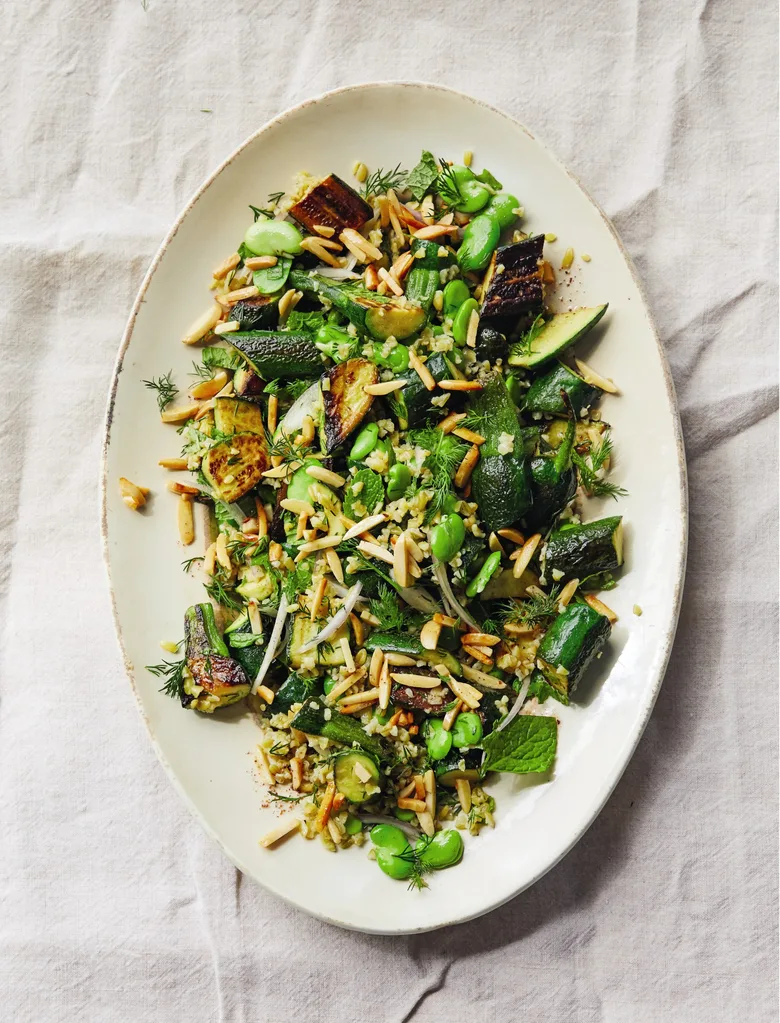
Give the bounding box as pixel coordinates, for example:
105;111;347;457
267;394;278;434
364;264;380;291
177;495;194;545
182;303;221;345
414;775;426;800
325;666;367;704
584;594;619;623
455;778;472;814
454;444;480;488
378;656;391;711
364;378;406;396
392;251;415;279
339;701;375;715
281;498;315;517
377;267;404;296
416;810;435;837
243;255;278;270
437;411;467;434
388;203;405;245
389;673;440;689
408;348;436;391
301;236;343;267
437;669;482;709
397;798;427;813
461;663;506;689
161;403;200;424
202;541;217;576
295;535;341;560
255;748;273;784
167;481;199;496
357;540;394;565
437;379;483;391
190;370;229;400
497;527;525;544
340;228;382;262
342;513;386;541
462;644;494;666
218;285;259;308
378;196;390;228
465;308;480;348
424;769;436;820
325;548;344;584
306;465;346;488
558;577;580;609
314;781;336;833
313;224;335;238
488;532;506;555
290;758;303;791
118;477;148;511
256;684;275;704
575;358;620;394
405;534;424;562
462;632;501;647
442;700;462;731
214;320;240;335
398;778;416;799
413;224;455;240
513;533;542;578
158;457;188;471
393;532;409;587
255;498;268;538
259;816;300;848
340;636;355;672
433;612;457;627
193;400;215;421
339;688;379;707
349;612;364;647
213;252;241;279
452;427;485;445
310;575;328;620
384;652;417;667
420;619;441;651
369;647;384;688
215;531;231;572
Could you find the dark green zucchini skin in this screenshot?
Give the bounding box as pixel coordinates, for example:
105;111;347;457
471;453;533;532
225;621;265;678
536;602;611;700
474;325;508;364
405;238;444;310
363;632;461;675
228;331;322;378
435;748;484;786
392;352;456;426
525;457;577;531
230;295;279;331
289;699;392;761
544;517;624;579
524;361;599;416
273;672;318;713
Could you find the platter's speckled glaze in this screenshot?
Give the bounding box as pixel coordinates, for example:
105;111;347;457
101;83;687;934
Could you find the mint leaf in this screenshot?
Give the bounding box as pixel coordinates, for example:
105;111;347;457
343;468;385;520
482;714;557;774
527;671;568;706
285;309;326;335
202;346;243;371
405;150;439;202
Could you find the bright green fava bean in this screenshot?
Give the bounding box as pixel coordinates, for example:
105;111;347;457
442;279;471;317
485;192;520;230
323;676;338;696
450;165;490;213
465;550;502;597
505;371;524;406
349;423;379;460
417;829;464;869
452;298;480;345
344;814;363;835
394;808;416;822
451;711;483;749
431;513;466;562
370;824;410;854
442;493;459;514
424;719;453;761
373;437;395;468
376;848;415;880
457;214;500;273
244;219;303;256
387;345;410;373
386;463;411;501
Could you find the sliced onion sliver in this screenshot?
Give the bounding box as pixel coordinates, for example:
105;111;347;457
356;813;421;840
432;562;479;630
329;579;368;606
397;585;440;615
317;254;359;280
495;675;532;733
186;480;245;527
298;580;363;654
252;594;289;694
277;381;320;438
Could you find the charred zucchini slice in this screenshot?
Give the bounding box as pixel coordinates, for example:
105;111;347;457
287;615;348;670
481;235;545;320
233;366;265;396
213;396;266;436
333;751;381;803
320;358;377;452
288;174;373;234
434;748;484;787
202;433;270;503
289;271;426;341
230;295;279;331
227;331;323;379
524;360;600;416
508;306;609;369
183;604;250;711
535;602;612;700
289;698;393;762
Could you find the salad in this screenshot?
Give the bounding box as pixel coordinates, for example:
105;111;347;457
131;152;627;888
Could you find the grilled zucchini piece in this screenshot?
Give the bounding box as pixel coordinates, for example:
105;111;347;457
213;396;266;436
202;433;270;503
481;235;545;320
287;615;348;671
321;358;377;452
230;295;279;331
524;360;600;416
435;748;484;786
290;698;393;762
289;174;373;234
390;352;457;426
544;517;624;580
183;604;250;712
227;331;323;379
289;271;426;341
233;366;265;396
535;602;612;701
508;305;609;369
333;751;381;803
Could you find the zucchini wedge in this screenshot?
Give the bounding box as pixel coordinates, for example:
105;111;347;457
526;457;577;531
289;698;393;762
288;174;373;234
333;751;380;803
213;396;265;436
202;432;270;503
227;331;323;379
363;632;461;676
480;566;537;600
289;270;426;341
535;602;612;701
273;672;319;713
508;305;608;369
481;235;545;320
287;615;348;670
405;237;449;310
233;366;265;396
524;361;600;416
230;295;279;331
320;358;377;452
391;351;457;427
544;517;624;580
434;748;484;787
183;604;250;711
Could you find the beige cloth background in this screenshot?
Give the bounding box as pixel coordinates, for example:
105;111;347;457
0;1;777;1020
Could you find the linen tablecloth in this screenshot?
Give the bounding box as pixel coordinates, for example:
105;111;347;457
1;1;777;1019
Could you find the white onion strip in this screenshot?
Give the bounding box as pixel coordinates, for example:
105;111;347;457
432;562;479;630
299;581;363;654
277;381;320;438
251;594;289;694
316;253;359;279
356;813;421;840
496;675;532;733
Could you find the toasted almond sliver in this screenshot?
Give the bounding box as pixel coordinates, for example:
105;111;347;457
513;533;542;579
377;267;404;297
454;444;480;488
584;594;619;623
342;513;386;541
416;810;435;838
218;285;260;308
384;652;417;667
433;612;457;627
214;321;240;335
306;465;346;488
462;632;501;647
462;643;494;666
414;775;426;800
357;540;395;565
393;532;409;588
364;379;406;396
437;670;482;709
315;781;336;833
243;255;278;270
437;411;467;434
369;647;384;688
461;663;506;689
488;532;506;555
255;498;268;538
389;672;440;689
313;224;336;238
118;477;148;511
504;621;536;636
420;619;441;651
455;778;472;814
364;264;379;290
452;427;485;445
259;816;300;849
574;357;620;394
497;527;526;544
397;798;427;813
267;394;278;434
158;457;189;471
325;548;344;584
295;535;342;560
280;498;315;517
301;236;343;268
398;778;416;799
325;666;367;705
413;224;455;240
442;700;462;732
213;252;241;280
378;656;391;711
423;769;436;819
190;369;229;400
340;636;355;672
256;684;275;704
558;577;580;609
409;348;436;391
161;403;200;424
438;379;483;392
182;303;222;345
465;308;480;348
177;495;195;545
339;687;379;708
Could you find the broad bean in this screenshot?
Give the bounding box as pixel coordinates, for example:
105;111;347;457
457;214;500;273
484;192;520;230
465;550;502;597
452;298;480;345
386;463;411;501
451;711;483;748
349;423;379;461
417;829;464;869
244;219;303;256
424;719;453;761
430;513;466;562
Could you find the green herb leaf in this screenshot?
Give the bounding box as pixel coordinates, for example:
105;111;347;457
362;163;406;198
146;658;186;701
481;714;558;774
405;151;440;202
202;346;243;371
499;587;560;629
527;671;569;706
369;582;423;632
142;371;177;412
285;309;327;335
435;159;463;209
343;468;385;520
509;313;546;361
